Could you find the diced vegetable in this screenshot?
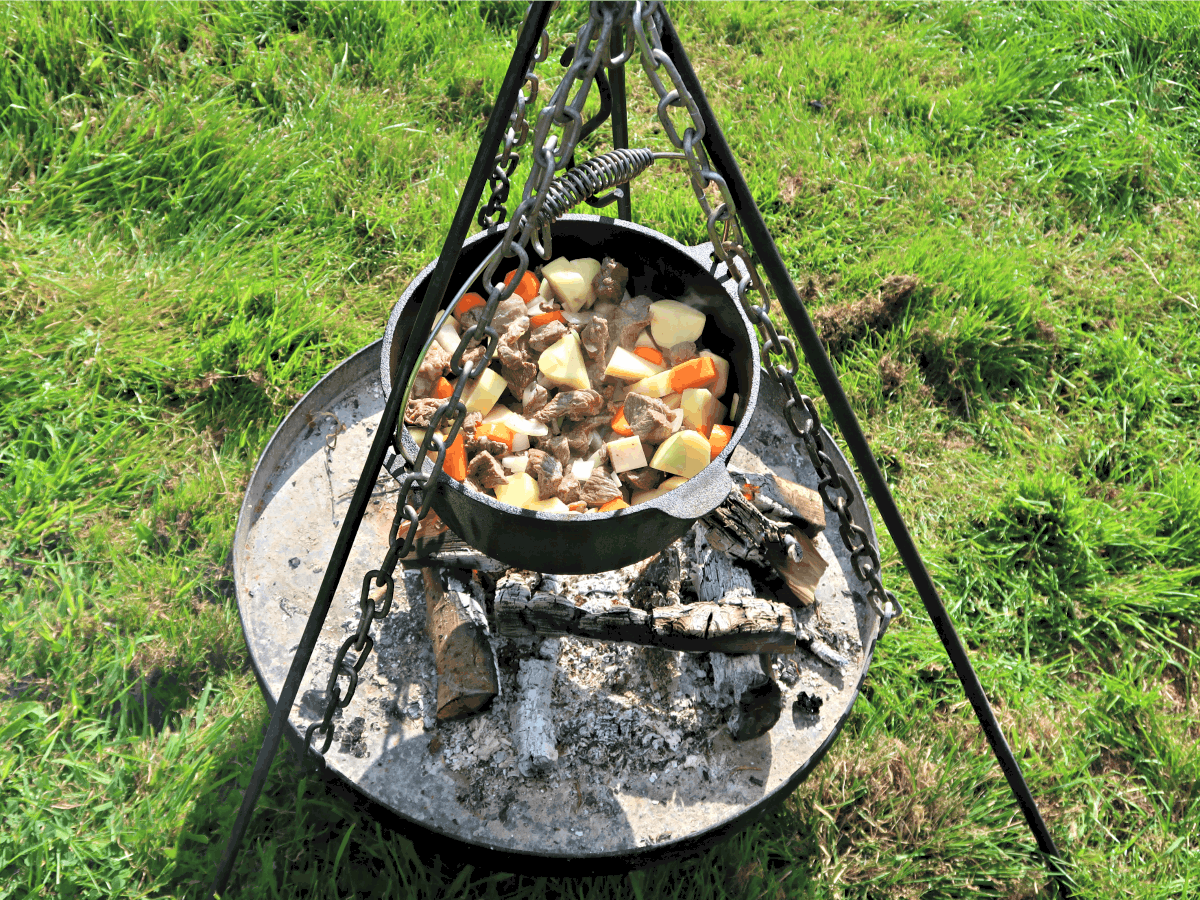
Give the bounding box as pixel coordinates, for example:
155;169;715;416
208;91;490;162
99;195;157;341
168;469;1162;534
475;421;515;452
463;368;508;416
483;403;511;424
494;472;538;508
455;292;486;316
634;346;664;366
626;368;675;398
511;432;531;453
432;318;461;355
698;350;730;398
543;257;602;312
503;269;541;302
529;310;567;328
730;392;741;420
434;377;453;399
502;412;549;437
538;332;591;391
681;387;718;436
528;496;571;514
610;407;633;437
634;329;657;350
649;430;710;478
598;497;630;512
502;456;528;473
661;391;682;410
607;435;648;473
669;356;718;393
605;346;664;382
571;457;596;483
649;299;706;347
444;433;467;481
709;423;733;460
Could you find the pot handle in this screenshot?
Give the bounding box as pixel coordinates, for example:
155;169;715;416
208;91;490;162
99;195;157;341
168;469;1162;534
650;461;735;521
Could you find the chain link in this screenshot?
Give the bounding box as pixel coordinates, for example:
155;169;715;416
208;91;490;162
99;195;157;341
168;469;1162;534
478;30;550;228
630;1;896;624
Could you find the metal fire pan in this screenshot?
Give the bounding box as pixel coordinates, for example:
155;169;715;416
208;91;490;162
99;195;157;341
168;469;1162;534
233;341;884;875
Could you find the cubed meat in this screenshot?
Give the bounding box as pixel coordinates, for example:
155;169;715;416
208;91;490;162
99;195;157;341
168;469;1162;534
537;434;572;467
467;451;508;490
522;382;550;418
534;389;605;422
663;341;697;367
557;472;581;504
404;398;444;427
623;392;676;444
610;294;653;351
562;414;609;456
533;452;563;500
529;319;569;353
592;256;630;304
620;466;662;492
580;468;623;506
412;341;450;398
498;318;537;392
580;316;609;361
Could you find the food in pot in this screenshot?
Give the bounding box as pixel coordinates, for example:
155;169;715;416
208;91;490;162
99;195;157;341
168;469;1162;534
405;254;737;513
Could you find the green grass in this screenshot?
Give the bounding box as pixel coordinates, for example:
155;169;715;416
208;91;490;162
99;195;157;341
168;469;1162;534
3;1;1200;897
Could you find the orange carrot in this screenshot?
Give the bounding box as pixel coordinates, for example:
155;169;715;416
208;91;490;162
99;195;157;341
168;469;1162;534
598;497;629;512
633;346;664;366
567;500;588;513
454;292;486;316
529;310;567;328
474;421;515;452
444;433;467;481
433;377;453;399
668;356;718;393
709;423;734;460
610;407;633;437
503;270;541;302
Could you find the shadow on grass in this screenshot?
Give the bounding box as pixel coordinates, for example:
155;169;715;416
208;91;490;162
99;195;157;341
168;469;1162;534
166;727;822;900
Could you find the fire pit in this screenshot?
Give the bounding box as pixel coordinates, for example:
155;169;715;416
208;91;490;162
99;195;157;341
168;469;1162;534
234;341;885;874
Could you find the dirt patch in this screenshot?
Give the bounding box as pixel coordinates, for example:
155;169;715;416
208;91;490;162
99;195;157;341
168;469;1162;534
812;275;919;355
878;353;910;396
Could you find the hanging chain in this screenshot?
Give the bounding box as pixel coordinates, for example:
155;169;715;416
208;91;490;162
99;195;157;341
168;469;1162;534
304;2;634;766
478;29;551;228
630;1;897;624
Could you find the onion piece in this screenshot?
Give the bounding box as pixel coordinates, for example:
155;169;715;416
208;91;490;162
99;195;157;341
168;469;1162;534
503;413;549;437
571;458;595;483
502;456;528;474
511;432;530;453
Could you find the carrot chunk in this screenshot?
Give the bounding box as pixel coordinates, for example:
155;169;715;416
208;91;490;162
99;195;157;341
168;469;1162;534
454;292;486;316
598;497;629;512
444;433;467;481
475;421;515;452
709;423;734;460
433;377;453;399
610;407;634;437
503;270;541;302
668;356;718;393
529;310;567;328
633;346;664;366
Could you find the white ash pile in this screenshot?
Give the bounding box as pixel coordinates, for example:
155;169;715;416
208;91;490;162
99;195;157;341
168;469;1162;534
419;475;863;812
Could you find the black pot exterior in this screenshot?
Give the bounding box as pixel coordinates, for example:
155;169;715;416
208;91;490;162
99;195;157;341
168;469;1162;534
381;215;760;574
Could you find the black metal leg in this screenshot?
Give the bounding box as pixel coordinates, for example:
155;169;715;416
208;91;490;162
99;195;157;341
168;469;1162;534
205;5;555;897
610;24;632;222
657;11;1071;898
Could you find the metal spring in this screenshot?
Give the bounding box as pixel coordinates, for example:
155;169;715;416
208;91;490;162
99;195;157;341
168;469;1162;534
531;147;657;231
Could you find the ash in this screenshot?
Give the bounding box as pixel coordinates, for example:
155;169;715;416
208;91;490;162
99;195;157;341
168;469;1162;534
430;548;825;818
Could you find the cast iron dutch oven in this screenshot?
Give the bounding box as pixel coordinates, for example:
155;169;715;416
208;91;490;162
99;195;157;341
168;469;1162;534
380;214;760;574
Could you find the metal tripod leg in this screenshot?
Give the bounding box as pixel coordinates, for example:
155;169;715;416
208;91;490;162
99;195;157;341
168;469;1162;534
655;10;1071;898
205;5;554;896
